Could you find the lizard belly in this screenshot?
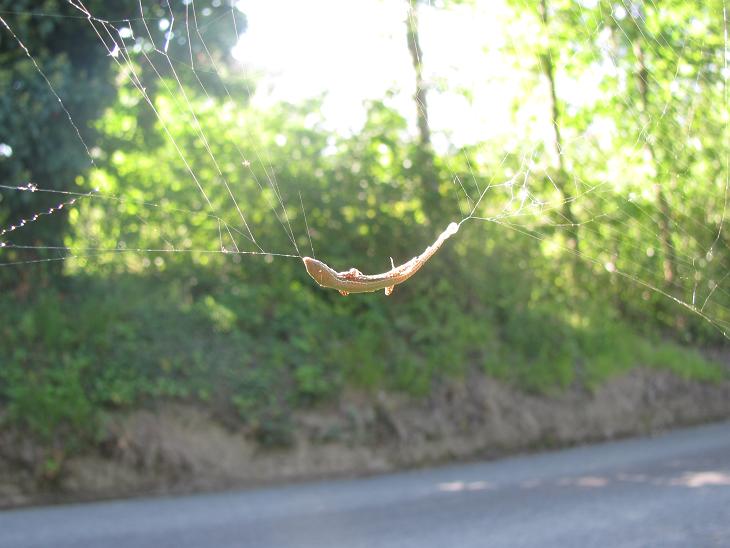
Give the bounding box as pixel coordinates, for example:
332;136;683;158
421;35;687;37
332;275;402;293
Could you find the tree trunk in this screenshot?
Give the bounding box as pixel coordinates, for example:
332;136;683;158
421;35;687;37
631;5;678;289
405;0;441;224
538;0;579;252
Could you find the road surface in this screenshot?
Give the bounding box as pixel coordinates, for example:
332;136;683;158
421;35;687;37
2;422;730;548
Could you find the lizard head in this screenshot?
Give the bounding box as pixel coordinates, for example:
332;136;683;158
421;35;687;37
302;256;337;287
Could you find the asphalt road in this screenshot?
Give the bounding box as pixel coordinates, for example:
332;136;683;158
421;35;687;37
2;422;730;548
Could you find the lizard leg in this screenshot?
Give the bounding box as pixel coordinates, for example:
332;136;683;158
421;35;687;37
340;268;363;280
338;290;350;296
384;258;396;296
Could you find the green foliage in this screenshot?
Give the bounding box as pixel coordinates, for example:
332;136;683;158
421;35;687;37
0;0;246;282
2;353;94;442
1;267;725;451
0;0;116;277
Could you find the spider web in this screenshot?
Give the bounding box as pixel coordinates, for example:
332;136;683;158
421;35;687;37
0;0;729;338
1;0;305;267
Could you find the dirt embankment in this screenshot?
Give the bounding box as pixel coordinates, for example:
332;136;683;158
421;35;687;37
2;367;730;508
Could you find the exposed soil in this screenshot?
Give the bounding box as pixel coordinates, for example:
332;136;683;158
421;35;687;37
2;367;730;508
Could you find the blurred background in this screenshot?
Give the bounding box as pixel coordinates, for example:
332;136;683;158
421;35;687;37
0;0;729;505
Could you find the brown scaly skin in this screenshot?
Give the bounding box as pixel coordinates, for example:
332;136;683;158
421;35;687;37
302;222;459;296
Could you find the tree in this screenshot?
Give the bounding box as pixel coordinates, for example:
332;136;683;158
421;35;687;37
623;1;678;289
0;0;116;285
537;0;580;253
0;1;247;287
404;0;441;225
600;0;727;311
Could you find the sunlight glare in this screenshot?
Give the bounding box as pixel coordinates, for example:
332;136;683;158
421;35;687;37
232;0;512;147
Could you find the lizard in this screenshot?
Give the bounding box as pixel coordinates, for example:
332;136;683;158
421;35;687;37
302;222;459;296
